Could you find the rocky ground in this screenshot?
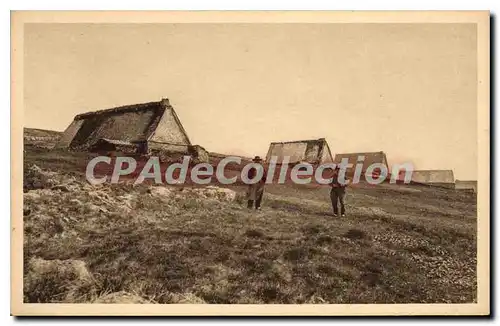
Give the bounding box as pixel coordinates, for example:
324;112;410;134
22;145;477;304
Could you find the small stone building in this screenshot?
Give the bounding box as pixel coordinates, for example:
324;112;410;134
455;180;477;193
57;98;208;162
265;138;333;164
333;151;389;177
410;170;456;189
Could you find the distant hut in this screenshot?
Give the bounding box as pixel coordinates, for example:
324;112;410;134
455;180;477;193
333;151;389;177
265;138;333;165
409;170;456;189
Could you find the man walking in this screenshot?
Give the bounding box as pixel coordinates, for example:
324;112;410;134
246;156;266;210
330;166;350;217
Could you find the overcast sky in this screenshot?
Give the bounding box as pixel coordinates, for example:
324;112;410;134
24;23;477;180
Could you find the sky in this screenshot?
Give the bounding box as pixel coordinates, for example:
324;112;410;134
24;23;478;180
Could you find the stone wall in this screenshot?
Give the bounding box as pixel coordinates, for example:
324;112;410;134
148;106;190;145
56;120;85;148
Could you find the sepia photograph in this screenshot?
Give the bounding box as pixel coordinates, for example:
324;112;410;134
11;10;490;316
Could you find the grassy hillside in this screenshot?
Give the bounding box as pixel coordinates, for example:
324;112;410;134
24;128;62;149
22;147;477;304
24;127;62;138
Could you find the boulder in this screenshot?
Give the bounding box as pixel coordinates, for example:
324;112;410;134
24;257;96;303
149;186;172;197
192;186;236;202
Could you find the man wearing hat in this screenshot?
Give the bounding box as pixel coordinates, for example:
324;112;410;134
246;156;267;210
330;165;350;217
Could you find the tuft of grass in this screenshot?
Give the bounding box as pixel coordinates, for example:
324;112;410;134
244;229;265;238
344;229;367;240
316;235;334;245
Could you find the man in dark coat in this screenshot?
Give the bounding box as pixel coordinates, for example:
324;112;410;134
246;156;267;210
330;166;350;217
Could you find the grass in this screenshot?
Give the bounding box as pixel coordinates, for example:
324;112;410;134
22;145;477;304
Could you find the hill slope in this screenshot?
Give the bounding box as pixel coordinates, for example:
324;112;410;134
22;147;477;304
24;128;62;149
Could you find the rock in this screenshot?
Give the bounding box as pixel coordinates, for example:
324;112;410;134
190;186;236;202
170;292;206;304
28;180;43;190
85;203;99;212
24;192;41;201
28;214;65;234
269;261;292;283
28;164;43;174
355;206;388;217
117;194;134;209
306;295;326;304
27;165;57;178
51;184;71;192
54;183;82;193
70;198;84;206
99;206;109;213
93;291;151;304
24;257;96;302
88;190;114;205
149;186;172;197
84;203;108;214
27;257;92;280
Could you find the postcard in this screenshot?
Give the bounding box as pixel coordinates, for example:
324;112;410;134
11;10;490;316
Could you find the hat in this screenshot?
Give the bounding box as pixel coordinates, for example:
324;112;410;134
252;156;263;162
